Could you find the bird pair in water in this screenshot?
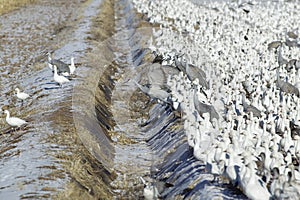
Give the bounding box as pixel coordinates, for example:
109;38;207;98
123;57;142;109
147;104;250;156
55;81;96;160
2;87;30;130
47;52;76;87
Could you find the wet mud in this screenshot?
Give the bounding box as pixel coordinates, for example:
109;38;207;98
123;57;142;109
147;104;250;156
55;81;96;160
0;0;115;199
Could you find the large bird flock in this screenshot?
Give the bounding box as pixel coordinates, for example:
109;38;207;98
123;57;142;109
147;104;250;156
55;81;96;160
132;0;300;199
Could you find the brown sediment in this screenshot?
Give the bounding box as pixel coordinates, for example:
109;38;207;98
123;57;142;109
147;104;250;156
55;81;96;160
95;62;118;132
87;0;116;132
0;0;36;15
49;97;115;199
89;0;115;41
52;0;117;199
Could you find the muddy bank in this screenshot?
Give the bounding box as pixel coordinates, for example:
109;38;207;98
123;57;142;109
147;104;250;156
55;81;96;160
0;0;36;15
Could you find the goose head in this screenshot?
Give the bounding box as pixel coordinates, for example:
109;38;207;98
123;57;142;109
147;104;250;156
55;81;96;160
46;52;52;61
4;110;9;116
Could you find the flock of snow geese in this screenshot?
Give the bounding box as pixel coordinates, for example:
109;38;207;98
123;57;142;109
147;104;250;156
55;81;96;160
3;53;76;131
132;0;300;199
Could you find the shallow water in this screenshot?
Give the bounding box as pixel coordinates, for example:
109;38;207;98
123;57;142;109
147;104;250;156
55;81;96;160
0;0;105;198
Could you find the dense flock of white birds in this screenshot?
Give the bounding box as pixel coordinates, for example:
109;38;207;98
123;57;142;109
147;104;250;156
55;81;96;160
132;0;300;199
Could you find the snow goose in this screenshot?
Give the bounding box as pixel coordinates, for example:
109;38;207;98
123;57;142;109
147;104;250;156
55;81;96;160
240;163;271;200
15;88;30;101
69;57;76;75
276;69;299;97
53;65;70;87
4;110;27;128
185;62;208;89
47;52;71;76
241;93;262;118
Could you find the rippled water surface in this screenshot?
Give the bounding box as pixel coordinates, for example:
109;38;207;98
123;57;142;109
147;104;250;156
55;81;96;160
0;0;105;198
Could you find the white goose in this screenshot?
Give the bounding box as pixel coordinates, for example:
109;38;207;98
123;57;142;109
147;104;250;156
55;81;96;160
47;52;75;76
15;88;30;101
47;52;54;70
69;57;76;75
61;57;76;76
240;163;271;200
4;110;27;128
53;65;70;87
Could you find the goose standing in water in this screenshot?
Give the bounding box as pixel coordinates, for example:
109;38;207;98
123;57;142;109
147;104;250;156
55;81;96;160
47;52;54;70
53;65;70;87
4;110;27;128
69;57;76;75
58;57;76;76
47;52;73;76
15;88;30;102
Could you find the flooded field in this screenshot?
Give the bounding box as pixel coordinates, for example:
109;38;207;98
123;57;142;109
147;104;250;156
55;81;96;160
3;0;291;199
0;0;113;198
